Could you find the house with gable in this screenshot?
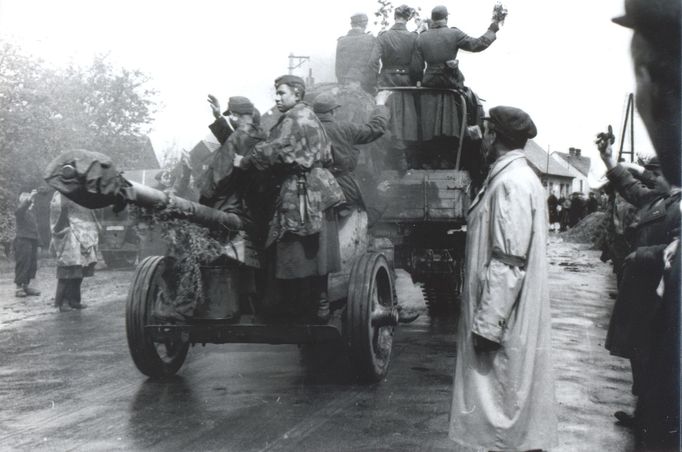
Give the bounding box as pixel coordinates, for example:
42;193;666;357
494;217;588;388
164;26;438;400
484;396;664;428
552;147;592;195
523;140;574;197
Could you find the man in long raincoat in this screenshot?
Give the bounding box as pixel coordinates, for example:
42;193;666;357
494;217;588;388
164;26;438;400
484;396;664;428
449;106;557;451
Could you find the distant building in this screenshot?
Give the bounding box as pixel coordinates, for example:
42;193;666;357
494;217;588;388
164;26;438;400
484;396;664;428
552;147;592;195
523;140;574;197
104;135;159;170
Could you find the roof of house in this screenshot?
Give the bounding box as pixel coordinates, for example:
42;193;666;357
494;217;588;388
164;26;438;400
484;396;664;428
554;151;592;177
104;135;159;170
523;140;573;178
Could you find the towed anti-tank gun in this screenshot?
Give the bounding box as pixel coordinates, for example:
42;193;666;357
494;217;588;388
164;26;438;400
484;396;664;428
44;149;399;382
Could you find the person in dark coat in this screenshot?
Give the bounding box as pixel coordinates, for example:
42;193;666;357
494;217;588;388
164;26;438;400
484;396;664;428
377;5;420;143
411;4;502;151
336;13;380;94
586;192;599;214
414;5;501;89
567;192;586;227
547;191;559;232
609;0;680;447
201;95;268;243
598;141;678;428
313;91;390;211
14;187;42;297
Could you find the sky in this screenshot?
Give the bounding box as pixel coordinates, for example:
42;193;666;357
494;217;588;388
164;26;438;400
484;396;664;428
0;0;653;175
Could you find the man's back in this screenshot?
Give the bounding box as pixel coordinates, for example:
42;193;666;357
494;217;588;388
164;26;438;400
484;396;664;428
336;30;379;92
377;23;418;86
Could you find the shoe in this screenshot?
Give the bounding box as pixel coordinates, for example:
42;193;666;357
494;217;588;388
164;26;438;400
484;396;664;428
58;305;72;312
23;286;41;296
614;410;635;427
69;303;88;310
15;288;27;298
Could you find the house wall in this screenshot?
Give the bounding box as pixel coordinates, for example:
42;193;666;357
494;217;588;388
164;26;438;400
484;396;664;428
552;154;590;195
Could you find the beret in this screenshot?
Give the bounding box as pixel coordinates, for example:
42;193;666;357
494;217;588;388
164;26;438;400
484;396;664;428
225;96;254;116
274;74;306;88
351;12;368;24
612;0;681;42
431;5;448;21
488;106;537;144
313;93;341;114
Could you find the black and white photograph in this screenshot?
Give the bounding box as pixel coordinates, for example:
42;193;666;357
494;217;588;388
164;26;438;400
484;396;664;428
0;0;679;450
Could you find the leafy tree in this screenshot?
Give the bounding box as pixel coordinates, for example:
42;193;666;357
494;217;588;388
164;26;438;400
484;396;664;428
0;41;157;244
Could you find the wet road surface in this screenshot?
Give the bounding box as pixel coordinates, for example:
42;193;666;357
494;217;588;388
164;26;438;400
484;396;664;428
0;238;635;451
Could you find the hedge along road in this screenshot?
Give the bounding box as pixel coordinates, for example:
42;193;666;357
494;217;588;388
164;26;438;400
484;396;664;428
0;237;634;451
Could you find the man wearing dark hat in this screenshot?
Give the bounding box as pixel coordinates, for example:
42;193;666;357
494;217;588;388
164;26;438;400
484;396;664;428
312;90;390;210
200;95;268;242
234;75;345;323
449;106;557;450
608;0;681;447
335;12;380;93
414;4;503;89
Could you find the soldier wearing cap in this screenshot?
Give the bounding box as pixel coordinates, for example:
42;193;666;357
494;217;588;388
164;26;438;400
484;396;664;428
608;0;681;447
414;4;502;89
377;5;420;87
312;90;391;210
336;12;381;93
234;75;345;323
199;95;268;243
450;106;557;450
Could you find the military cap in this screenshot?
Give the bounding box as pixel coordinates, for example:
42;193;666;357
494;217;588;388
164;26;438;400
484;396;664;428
431;5;448;21
274;74;306;89
643;155;660;170
224;96;254;116
612;0;681;42
313;93;341;114
487;106;537;144
351;12;369;25
394;4;414;20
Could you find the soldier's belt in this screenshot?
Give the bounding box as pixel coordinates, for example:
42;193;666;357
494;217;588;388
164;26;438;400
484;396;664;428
491;248;527;269
381;67;409;74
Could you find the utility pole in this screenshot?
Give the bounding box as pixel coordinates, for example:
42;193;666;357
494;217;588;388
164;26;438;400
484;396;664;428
287;53;314;87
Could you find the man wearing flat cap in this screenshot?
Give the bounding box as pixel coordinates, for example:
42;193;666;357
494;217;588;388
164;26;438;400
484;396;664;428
336;12;381;93
449;106;557;451
608;0;681;448
234;75;345;323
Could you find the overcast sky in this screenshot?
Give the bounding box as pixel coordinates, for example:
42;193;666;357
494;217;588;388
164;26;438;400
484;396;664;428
0;0;653;174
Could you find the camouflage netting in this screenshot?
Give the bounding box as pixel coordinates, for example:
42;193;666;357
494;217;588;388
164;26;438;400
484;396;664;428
561;212;607;245
131;206;232;320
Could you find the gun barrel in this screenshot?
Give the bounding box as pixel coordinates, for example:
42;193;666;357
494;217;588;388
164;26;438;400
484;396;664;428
43;149;243;231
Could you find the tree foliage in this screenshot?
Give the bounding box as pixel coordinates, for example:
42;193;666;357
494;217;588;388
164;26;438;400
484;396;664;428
0;41;157;241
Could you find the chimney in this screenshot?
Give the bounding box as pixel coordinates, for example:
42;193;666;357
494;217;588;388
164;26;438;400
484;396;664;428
568;147;581;157
575;148;581;157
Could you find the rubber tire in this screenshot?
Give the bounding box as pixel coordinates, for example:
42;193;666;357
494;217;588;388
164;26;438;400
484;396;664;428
126;256;189;378
346;252;396;383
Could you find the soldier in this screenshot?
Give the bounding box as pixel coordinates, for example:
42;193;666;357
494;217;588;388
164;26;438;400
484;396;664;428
234;75;345;323
312;90;390;211
200;95;268;243
414;5;503;89
376;4;421;145
377;5;420;87
335;13;380;94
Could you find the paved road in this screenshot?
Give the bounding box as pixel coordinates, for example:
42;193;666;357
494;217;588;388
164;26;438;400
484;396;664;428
0;238;635;451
